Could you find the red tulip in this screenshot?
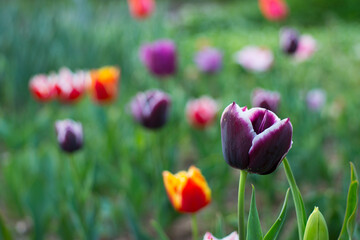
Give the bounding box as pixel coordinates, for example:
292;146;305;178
186;96;218;129
29;74;55;102
259;0;288;21
127;0;155;19
54;68;87;103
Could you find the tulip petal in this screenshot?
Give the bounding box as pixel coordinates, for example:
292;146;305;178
247;108;280;134
221;103;256;169
248;118;292;174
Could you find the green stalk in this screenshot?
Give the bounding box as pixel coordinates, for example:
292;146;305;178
238;170;248;240
283;157;307;240
191;214;198;240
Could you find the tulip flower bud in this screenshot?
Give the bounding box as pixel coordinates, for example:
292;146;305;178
259;0;288;21
139;39;177;78
163;166;211;213
186;96;218;129
280;28;300;55
54;68;87;103
194;47;223;74
234;46;274;73
220;103;292;175
252;88;281;113
29;74;56;102
306;89;326;111
130;90;171;130
203;232;239;240
89;66;120;104
55;119;83;153
303;207;329;240
127;0;155;19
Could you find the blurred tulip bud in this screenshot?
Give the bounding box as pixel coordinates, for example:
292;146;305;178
221;103;292;174
29;74;55;102
127;0;155;19
252;88;281;113
294;35;317;62
163;166;211;213
130;90;171;129
234;46;274;73
194;47;223;74
280;28;300;55
89;66;120;104
139;39;177;78
303;207;329;240
203;232;239;240
55;119;83;153
259;0;288;21
306;89;326;111
186;96;218;129
54;68;87;103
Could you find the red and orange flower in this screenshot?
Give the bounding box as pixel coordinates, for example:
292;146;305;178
89;66;120;104
163;166;211;213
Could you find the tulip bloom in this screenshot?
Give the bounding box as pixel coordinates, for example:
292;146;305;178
194;47;223;74
163;166;211;213
252;88;281;113
294;35;317;62
306;89;326;111
280;28;299;55
221;103;292;175
139;39;177;78
130;90;171;129
234;46;274;73
203;232;239;240
259;0;288;21
128;0;155;19
54;68;87;103
186;96;218;129
29;74;55;102
89;66;120;104
55;119;83;153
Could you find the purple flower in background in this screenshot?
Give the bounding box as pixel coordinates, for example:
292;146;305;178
294;34;317;62
55;119;83;153
131;90;171;129
280;27;299;55
194;47;223;74
234;46;274;72
139;39;177;78
306;89;326;111
220;103;292;175
252;88;281;113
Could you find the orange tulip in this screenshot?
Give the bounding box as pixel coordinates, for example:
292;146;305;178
127;0;155;19
163;166;211;213
259;0;288;21
89;66;120;104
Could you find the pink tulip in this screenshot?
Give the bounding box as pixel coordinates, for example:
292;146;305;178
234;46;274;72
127;0;155;19
259;0;288;21
203;232;239;240
294;35;317;62
186;96;218;129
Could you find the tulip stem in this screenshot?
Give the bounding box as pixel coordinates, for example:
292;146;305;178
191;214;198;240
283;157;306;240
238;170;248;240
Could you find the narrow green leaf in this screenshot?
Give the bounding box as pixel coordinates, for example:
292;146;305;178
303;207;329;240
150;220;170;240
338;162;359;240
0;212;12;240
246;185;263;240
263;188;290;240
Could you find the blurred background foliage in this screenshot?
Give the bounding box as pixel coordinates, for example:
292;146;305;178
0;0;360;239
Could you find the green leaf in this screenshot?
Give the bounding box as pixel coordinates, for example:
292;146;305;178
303;207;329;240
263;188;290;240
0;212;12;240
246;185;263;240
150;220;170;240
338;162;359;240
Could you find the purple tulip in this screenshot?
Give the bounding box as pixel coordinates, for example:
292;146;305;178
139;39;177;78
306;89;326;111
55;119;83;153
252;88;281;113
220;103;293;175
130;90;171;129
280;27;299;55
194;47;223;74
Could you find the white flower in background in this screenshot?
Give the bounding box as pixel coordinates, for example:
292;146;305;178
234;46;274;72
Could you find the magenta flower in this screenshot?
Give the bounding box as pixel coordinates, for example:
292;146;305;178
294;34;317;62
220;103;292;175
306;89;326;111
130;90;171;129
252;88;281;113
203;232;239;240
194;47;223;74
139;39;177;78
55;119;83;153
234;46;274;72
280;27;300;55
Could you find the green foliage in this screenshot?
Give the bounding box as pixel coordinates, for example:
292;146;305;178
247;185;263;240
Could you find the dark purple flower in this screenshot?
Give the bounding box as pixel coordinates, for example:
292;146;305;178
252;88;281;113
55;119;83;153
220;103;292;175
194;47;223;74
131;90;171;129
139;39;177;78
280;28;299;55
